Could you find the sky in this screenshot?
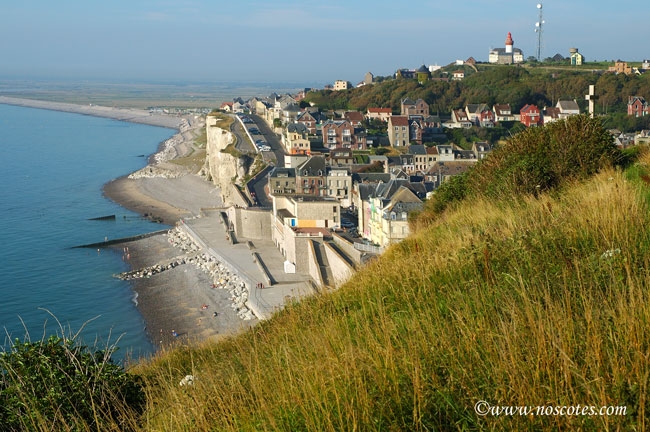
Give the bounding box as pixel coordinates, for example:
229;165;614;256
0;1;647;85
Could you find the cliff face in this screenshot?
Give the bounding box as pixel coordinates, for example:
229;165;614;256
202;116;252;206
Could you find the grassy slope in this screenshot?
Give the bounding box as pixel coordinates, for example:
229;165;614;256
131;153;650;430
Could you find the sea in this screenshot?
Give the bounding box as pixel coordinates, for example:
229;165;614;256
0;103;176;362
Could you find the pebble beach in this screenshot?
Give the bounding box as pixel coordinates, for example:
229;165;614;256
0;96;258;350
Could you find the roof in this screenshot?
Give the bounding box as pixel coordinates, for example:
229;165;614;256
389;116;409;127
520;104;539;114
368;107;392;114
408;145;427;155
466;104;487;114
557;100;580;112
287;123;309;134
344;111;364;123
296;156;327;176
269;167;296;178
493;104;512;115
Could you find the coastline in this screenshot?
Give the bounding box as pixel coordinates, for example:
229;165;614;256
0;95;184;129
1;95;255;351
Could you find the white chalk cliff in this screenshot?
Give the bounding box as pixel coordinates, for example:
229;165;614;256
201;116;252;206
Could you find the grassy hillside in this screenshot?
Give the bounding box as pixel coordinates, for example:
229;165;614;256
5;117;650;430
125;121;650;430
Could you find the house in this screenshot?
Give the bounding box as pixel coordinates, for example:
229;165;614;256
282;123;311;155
366;107;393;122
327;148;355;167
542;106;561;124
364;72;374;85
493;104;516;122
322;120;356;149
344;111;365;127
556;100;581;119
635;130;650;146
334;80;350;91
268;167;298;195
472;142;493;160
628;96;649;117
295;157;328;196
387;116;410;147
220;102;233;112
401;98;429;117
520;104;542;127
452;70;465;81
465;104;485;123
408;145;437;173
296;110;327;135
365;179;426;247
424;161;475;187
478;108;495;127
609;61;633;75
446;109;473;129
232;100;247;114
270;194;341;272
569;48;584;65
326;167;352;208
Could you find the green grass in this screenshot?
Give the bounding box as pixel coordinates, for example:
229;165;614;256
120;156;650;431
9;117;650;431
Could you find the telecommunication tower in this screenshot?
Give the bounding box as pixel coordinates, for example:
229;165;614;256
535;3;545;61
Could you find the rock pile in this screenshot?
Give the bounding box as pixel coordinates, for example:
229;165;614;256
117;226;255;321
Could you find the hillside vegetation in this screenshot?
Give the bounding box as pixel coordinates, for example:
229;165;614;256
304;64;650;131
124;116;650;430
5;116;650;430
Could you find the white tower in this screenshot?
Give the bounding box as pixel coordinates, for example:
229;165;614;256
505;32;514;54
535;3;545;61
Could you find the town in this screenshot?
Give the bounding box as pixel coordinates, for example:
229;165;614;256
205;47;650;291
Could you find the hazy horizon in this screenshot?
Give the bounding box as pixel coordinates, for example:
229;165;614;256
1;1;647;85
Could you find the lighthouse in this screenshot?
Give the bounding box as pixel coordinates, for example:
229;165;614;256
488;31;524;64
505;32;514;55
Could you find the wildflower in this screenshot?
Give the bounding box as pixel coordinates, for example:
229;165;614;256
600;248;621;260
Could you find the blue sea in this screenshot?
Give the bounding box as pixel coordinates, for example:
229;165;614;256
0;103;175;361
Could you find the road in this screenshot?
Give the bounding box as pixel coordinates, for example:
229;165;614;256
250;113;285;167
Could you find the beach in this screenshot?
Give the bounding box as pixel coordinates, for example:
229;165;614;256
1;96;314;351
0;96;260;349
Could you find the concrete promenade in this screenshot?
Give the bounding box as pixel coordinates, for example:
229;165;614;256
179;209;315;320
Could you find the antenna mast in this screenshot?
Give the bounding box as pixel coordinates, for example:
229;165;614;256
535;3;545;61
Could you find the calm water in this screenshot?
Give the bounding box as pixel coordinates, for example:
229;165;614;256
0;103;174;361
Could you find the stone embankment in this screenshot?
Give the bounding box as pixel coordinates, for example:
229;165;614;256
116;225;255;321
128;117;195;180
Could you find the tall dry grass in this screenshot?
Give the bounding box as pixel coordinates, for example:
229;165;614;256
127;159;650;430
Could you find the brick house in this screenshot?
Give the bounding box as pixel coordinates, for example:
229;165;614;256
520;104;542;127
296;110;326;134
401;98;429;116
322;119;365;150
628;96;649;117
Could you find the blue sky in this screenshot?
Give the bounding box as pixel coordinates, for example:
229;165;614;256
0;1;646;85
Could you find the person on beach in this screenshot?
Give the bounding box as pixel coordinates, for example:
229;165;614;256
172;329;178;337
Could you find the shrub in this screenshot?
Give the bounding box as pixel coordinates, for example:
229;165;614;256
0;335;145;431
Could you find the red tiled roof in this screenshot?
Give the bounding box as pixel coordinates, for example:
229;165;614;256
368;107;392;113
390;115;409;126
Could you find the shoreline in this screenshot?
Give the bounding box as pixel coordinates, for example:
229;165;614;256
1;96;252;352
0;95;184;129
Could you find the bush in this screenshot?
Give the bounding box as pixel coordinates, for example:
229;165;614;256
468;115;620;198
0;335;145;431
